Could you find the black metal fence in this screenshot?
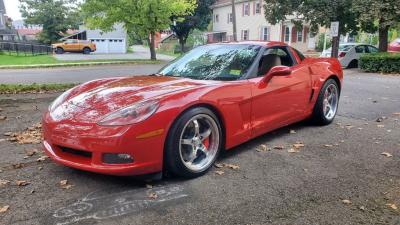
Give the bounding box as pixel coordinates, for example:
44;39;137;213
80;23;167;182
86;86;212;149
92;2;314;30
0;41;52;56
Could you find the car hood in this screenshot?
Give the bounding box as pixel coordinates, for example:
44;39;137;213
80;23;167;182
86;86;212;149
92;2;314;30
51;75;210;122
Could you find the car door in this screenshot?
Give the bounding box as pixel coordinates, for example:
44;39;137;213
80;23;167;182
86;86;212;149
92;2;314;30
249;47;312;137
354;45;367;60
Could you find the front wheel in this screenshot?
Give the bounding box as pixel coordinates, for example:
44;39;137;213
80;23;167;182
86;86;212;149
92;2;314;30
311;79;340;125
83;47;91;54
164;107;222;178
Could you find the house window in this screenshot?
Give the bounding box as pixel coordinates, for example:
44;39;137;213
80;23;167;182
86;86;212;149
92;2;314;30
262;27;269;41
228;13;233;23
284;27;290;42
297;30;303;42
244;3;250;16
241;30;249;40
255;2;261;14
214;14;219;23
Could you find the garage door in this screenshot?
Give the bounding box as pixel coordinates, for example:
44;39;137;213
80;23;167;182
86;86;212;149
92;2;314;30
90;39;126;53
108;39;126;53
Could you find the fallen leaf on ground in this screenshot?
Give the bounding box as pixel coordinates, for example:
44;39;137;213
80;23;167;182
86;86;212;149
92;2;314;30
342;199;352;204
345;125;354;129
293;142;305;149
376;117;386;122
288;148;299;153
377;125;385;128
38;166;43;171
324;144;334;148
0;205;9;213
26;149;39;157
12;163;24;169
0;179;10;186
146;184;153;189
148;192;158;199
257;144;270;152
215;170;224;175
273;146;284;150
381;152;393;157
223;163;240;170
0;116;6;121
359;206;366;211
214;163;224;168
393;112;400;116
37;156;49;162
60;180;73;189
6;123;42;144
16;180;30;186
289;130;296;134
386;203;398;210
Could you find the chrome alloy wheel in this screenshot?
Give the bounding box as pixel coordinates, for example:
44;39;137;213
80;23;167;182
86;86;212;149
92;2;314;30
323;83;339;120
179;114;220;172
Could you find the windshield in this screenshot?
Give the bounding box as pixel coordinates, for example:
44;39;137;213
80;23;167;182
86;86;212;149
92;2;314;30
159;44;261;81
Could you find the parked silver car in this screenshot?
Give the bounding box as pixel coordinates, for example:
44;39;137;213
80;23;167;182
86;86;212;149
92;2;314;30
320;43;379;68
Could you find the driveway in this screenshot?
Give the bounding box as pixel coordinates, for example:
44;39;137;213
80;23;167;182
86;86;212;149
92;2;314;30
0;70;399;225
53;45;176;61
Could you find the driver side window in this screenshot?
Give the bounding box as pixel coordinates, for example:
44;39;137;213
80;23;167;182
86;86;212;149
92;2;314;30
257;47;295;76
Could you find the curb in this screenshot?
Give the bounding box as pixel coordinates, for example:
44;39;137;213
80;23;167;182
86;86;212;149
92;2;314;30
0;60;162;70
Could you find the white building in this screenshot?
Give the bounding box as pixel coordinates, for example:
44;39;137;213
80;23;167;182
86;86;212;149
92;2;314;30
210;0;317;52
63;24;128;54
0;0;17;41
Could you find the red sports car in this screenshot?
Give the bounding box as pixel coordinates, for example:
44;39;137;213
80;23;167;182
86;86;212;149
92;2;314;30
388;38;400;52
42;42;343;178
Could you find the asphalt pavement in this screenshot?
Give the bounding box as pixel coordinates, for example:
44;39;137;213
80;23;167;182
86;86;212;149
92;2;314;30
0;69;399;225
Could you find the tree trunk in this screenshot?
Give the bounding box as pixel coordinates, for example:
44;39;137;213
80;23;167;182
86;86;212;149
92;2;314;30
179;38;185;53
231;0;237;41
378;25;389;52
149;32;157;60
331;36;340;58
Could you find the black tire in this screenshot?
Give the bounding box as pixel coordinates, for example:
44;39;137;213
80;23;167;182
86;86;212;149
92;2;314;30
311;79;340;125
347;60;358;69
55;47;64;54
83;47;91;54
164;107;223;178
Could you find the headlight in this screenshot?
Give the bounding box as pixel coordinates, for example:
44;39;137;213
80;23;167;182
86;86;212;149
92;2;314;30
49;88;74;112
97;99;160;126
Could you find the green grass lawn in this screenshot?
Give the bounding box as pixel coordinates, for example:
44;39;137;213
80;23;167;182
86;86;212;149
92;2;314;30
0;53;159;66
0;83;77;94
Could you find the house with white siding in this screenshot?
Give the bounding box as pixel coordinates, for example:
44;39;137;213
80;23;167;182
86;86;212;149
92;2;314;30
209;0;317;52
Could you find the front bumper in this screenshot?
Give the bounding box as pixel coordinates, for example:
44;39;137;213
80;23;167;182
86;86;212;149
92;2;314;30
42;112;165;176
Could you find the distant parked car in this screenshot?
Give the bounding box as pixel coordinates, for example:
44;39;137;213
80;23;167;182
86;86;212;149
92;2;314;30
320;43;379;68
52;39;96;54
388;38;400;52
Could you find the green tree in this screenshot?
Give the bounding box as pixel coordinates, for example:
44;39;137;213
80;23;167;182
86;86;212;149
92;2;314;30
263;0;358;57
170;0;215;53
352;0;400;52
81;0;196;60
19;0;81;44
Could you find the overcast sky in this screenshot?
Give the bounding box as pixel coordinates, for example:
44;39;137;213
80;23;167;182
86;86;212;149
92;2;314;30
4;0;22;20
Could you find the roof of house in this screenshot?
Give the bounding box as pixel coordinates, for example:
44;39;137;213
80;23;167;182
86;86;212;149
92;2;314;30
0;28;17;35
211;0;248;8
17;28;42;36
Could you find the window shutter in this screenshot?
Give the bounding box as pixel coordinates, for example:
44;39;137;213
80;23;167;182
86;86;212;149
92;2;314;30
291;26;297;43
242;4;244;16
253;2;255;15
304;26;308;43
268;27;270;41
281;25;285;42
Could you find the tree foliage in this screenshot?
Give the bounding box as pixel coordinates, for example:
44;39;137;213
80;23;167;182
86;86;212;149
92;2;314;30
170;0;215;52
20;0;81;44
263;0;358;35
81;0;196;60
352;0;400;51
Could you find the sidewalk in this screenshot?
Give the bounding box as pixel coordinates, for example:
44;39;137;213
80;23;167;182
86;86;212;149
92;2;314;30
53;45;176;61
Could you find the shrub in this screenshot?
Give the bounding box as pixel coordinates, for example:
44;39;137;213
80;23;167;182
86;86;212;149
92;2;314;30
359;52;400;73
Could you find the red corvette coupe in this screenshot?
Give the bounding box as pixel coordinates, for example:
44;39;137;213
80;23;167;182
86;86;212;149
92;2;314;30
42;41;343;178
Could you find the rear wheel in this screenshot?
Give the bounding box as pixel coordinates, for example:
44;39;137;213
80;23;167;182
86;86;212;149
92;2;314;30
347;59;358;68
311;79;340;125
55;47;64;54
83;47;91;54
164;107;222;178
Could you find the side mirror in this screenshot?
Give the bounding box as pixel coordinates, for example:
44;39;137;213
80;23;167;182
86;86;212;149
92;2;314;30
260;66;292;86
267;66;292;77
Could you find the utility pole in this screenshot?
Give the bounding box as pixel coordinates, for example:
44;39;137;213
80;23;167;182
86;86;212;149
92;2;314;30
330;21;340;58
231;0;237;41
